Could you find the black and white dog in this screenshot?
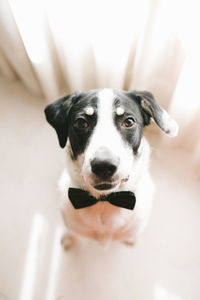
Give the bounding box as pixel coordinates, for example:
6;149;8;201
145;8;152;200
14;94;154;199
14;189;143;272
45;89;178;248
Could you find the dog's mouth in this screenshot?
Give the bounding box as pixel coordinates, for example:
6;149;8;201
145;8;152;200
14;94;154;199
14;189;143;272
93;176;130;191
94;183;115;191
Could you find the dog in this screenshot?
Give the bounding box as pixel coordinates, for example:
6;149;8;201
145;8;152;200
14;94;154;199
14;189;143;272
44;88;178;248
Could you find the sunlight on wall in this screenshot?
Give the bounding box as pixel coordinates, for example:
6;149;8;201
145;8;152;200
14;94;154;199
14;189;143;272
8;0;150;90
170;47;200;124
8;0;60;98
6;0;200;115
139;0;200;121
8;0;46;64
18;213;64;300
45;226;64;300
45;0;150;89
20;214;48;300
155;284;182;300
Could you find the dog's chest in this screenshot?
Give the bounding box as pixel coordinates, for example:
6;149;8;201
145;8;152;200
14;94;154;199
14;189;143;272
75;202;133;235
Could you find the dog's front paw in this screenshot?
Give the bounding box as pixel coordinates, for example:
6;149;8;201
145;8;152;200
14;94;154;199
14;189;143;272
61;233;75;250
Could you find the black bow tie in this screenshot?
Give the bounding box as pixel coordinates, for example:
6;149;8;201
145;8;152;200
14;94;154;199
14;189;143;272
68;188;136;210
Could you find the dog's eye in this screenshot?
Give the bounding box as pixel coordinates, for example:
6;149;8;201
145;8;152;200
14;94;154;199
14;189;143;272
74;118;89;129
122;118;135;128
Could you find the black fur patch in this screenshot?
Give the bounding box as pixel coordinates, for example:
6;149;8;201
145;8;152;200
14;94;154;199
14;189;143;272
44;94;74;148
113;90;151;154
68;91;98;158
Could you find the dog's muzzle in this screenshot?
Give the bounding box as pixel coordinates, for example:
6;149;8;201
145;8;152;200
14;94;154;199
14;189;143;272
90;153;120;191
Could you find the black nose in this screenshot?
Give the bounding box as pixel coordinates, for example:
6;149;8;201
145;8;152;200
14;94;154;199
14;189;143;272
91;158;117;178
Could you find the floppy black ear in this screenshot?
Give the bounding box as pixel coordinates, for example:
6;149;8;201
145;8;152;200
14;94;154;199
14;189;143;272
132;90;179;137
44;94;75;148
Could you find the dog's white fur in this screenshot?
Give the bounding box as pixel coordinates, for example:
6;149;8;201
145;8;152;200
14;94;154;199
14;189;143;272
58;89;155;247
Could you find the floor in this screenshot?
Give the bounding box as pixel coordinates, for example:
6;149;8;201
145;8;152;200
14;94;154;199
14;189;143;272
0;77;200;300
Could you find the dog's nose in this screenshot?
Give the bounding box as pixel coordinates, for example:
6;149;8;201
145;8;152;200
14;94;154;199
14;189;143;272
91;158;117;178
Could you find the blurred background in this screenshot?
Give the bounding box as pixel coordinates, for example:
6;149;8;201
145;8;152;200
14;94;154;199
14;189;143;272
0;0;200;299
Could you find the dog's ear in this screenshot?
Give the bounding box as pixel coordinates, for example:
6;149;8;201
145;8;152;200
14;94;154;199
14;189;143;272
44;93;76;148
130;90;179;137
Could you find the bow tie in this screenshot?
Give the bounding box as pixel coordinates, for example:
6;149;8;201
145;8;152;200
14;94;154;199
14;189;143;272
68;188;136;210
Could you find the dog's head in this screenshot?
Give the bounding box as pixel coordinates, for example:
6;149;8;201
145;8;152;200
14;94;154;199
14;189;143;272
45;89;178;195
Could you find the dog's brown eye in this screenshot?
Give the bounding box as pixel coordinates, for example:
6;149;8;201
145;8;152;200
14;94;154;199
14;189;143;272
122;118;135;128
75;118;89;129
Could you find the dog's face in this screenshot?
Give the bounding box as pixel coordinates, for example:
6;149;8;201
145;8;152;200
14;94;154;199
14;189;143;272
45;89;178;194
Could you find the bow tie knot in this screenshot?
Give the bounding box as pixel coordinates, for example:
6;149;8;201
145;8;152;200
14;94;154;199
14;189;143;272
68;188;136;210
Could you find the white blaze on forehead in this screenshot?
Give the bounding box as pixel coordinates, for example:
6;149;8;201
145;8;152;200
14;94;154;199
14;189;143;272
97;89;115;128
84;106;94;116
85;89;128;154
98;88;115;104
81;88;138;189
